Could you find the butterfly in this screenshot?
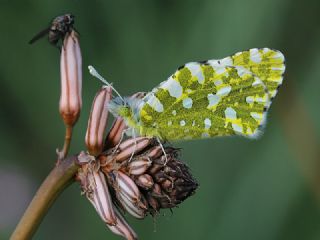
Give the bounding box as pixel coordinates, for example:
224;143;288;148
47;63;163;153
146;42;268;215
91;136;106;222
89;48;285;141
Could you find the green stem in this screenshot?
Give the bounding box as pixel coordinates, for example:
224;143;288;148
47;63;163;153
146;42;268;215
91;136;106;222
10;156;80;240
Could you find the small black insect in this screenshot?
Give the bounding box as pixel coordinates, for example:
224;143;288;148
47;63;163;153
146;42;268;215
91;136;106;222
29;14;75;48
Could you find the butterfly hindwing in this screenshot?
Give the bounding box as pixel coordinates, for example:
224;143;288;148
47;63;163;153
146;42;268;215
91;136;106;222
135;48;285;141
138;48;285;140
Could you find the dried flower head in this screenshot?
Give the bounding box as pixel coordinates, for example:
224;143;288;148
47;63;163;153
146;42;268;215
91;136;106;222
78;89;198;240
101;139;198;217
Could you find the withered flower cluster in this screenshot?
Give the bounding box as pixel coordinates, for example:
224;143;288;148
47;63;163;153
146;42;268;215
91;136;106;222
59;30;198;240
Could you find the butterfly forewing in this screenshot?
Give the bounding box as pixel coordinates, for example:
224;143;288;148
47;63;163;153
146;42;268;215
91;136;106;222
138;48;285;141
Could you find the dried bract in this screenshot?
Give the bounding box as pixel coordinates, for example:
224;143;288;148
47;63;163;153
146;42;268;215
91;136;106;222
77;161;117;225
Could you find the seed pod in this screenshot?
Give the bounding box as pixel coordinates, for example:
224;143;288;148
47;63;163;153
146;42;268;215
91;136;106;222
114;170;141;202
85;86;112;156
77;162;117;225
127;157;152;175
112;170;148;219
107;207;138;240
146;193;160;213
146;146;162;159
59;30;82;127
135;174;154;190
117;191;146;219
115;138;151;162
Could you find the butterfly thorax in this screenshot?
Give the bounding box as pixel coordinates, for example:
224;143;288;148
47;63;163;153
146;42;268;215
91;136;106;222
108;97;162;138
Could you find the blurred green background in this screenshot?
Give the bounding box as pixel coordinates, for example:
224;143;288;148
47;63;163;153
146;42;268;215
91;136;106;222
1;0;320;239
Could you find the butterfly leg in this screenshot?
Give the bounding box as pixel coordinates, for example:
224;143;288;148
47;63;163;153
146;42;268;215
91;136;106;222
111;128;126;155
128;128;137;162
156;137;168;165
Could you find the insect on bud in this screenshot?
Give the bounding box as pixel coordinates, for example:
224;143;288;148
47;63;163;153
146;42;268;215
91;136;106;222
85;87;112;156
59;30;82;127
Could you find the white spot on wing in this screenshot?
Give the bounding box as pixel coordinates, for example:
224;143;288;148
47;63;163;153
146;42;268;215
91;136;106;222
160;77;182;98
217;86;231;96
225;107;237;119
220;56;233;66
235;66;251;77
214;80;223;86
232;123;243;133
263;48;270;53
271;65;285;71
208;60;226;74
250;48;261;63
252;76;262;86
246;96;254;104
201;132;210;138
185;63;204;84
172;110;177;116
168;121;172;126
180;120;186;126
182;97;193;109
273;51;285;61
207;93;220;108
204;118;211;129
256;97;266;103
212;65;226;74
146;94;164;112
250;112;262;121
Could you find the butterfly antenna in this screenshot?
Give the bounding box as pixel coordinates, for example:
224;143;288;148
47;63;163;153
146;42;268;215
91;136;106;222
88;65;124;102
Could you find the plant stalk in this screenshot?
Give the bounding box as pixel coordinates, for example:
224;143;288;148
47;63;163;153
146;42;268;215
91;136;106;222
10;155;80;240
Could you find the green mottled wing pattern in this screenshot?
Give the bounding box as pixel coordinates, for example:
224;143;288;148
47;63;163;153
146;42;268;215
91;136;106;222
138;48;285;141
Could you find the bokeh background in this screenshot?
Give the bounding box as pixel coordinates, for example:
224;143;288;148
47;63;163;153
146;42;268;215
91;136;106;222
1;0;320;239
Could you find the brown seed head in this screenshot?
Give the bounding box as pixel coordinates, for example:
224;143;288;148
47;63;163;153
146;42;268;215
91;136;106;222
99;140;198;217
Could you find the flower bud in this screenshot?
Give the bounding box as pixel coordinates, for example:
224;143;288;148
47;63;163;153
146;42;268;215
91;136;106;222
77;162;117;225
59;30;82;127
85;87;112;156
104;117;127;150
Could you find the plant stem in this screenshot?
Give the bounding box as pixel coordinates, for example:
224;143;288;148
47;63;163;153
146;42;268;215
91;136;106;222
10;155;80;240
61;125;73;158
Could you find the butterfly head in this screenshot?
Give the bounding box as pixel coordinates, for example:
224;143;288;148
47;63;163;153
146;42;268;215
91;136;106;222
108;97;130;118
